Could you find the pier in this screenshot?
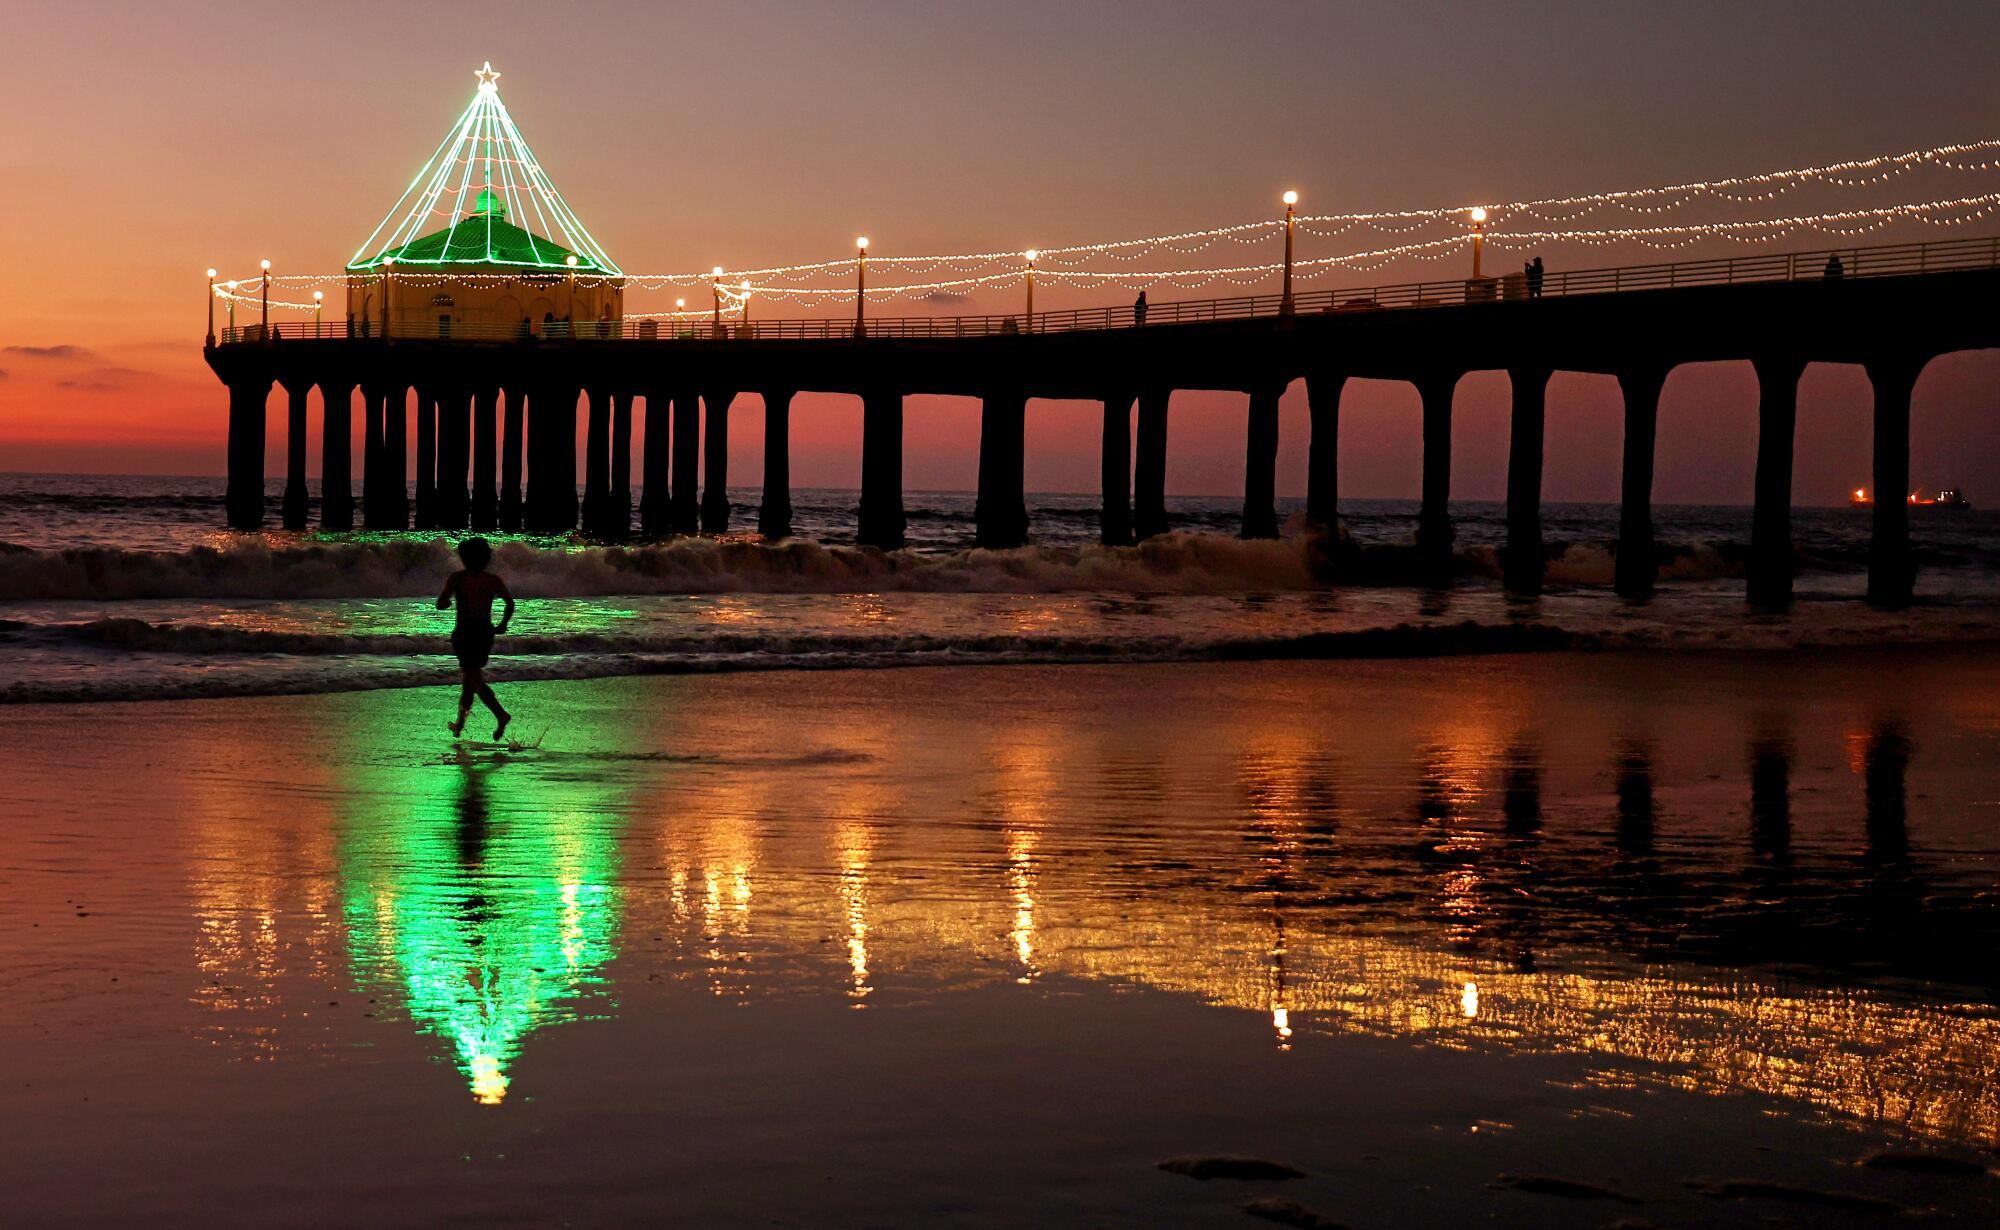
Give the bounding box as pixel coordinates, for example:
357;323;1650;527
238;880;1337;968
209;234;2000;609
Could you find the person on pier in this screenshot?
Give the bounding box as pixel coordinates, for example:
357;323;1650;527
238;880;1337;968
437;537;515;740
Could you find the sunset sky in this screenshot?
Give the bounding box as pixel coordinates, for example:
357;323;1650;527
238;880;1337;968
4;0;1999;503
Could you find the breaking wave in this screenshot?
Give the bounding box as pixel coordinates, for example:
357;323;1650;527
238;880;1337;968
0;532;1764;602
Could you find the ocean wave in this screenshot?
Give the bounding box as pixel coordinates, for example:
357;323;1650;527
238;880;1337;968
0;531;1781;602
0;619;1580;704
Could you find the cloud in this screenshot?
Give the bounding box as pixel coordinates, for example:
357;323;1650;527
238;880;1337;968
54;365;147;391
921;290;973;304
4;344;97;361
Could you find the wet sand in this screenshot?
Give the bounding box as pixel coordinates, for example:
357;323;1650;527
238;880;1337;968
4;650;1999;1226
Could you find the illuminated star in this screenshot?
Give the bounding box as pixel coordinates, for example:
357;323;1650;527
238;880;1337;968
474;61;501;91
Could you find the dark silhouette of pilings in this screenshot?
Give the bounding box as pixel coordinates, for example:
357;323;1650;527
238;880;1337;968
582;387;611;535
499;387;525;532
1241;382;1281;539
525;385;576;533
224;378;267;529
1134;388;1169;540
320;381;353;531
639;390;671;536
1866;355;1923;608
1615;367;1666;599
671;390;700;533
471;388;498;531
608;391;633;539
976;388;1028;548
413;390;437;529
1415;371;1459;582
1100;391;1133;546
858;388;906;549
759;389;794;539
1749;355;1805;608
701;390;733;533
1304;372;1344;531
281;380;310;530
1504;366;1550;593
437;389;469;529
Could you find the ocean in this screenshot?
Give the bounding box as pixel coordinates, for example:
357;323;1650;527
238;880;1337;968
3;471;1998;703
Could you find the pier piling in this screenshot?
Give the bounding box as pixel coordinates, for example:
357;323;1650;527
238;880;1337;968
471;388;498;532
224;378;268;530
361;384;386;529
1866;354;1924;608
858;389;906;549
1749;356;1806;608
1615;367;1667;599
413;392;437;529
1100;391;1134;546
1241;382;1282;539
437;389;469;529
671;390;700;534
1416;372;1459;582
759;390;795;539
583;387;611;535
499;388;524;532
1504;365;1551;594
976;389;1029;548
701;390;733;533
384;386;409;529
608;391;633;539
1304;372;1345;533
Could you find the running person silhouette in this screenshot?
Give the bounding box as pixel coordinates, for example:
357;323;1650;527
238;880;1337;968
437;537;515;739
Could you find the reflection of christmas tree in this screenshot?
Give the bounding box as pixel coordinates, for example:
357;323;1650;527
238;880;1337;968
340;760;622;1103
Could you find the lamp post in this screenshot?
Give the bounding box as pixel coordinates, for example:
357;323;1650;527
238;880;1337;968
226;281;237;335
711;266;724;337
1469;206;1487;279
1281;190;1298;315
854;237;868;338
206;268;217;345
381;256;394;339
260;259;271;338
1023;250;1037;333
313;290;324;338
740;280;752;332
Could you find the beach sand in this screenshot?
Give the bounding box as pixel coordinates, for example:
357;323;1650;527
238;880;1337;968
4;650;1998;1226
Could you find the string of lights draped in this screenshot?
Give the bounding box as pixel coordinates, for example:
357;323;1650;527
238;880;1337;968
215;137;2000;312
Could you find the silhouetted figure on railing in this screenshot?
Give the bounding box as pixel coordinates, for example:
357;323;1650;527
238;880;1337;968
1133;290;1148;326
1824;254;1845;280
437;537;515;740
1526;257;1545;297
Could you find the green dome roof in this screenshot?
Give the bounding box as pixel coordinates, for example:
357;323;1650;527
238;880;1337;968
354;212;610;273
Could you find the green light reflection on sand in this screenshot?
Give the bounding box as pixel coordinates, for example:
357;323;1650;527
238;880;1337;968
337;739;627;1104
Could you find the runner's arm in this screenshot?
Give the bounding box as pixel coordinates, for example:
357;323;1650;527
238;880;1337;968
436;572;457;611
496;577;515;633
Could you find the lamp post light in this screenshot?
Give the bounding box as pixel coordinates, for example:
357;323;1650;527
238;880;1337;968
711;266;724;336
206;268;217;345
1023;250;1037;332
740;280;752;332
854;237;869;338
1281;190;1298;315
1469;206;1488;279
260;258;271;338
313;290;324;338
381;256;394;339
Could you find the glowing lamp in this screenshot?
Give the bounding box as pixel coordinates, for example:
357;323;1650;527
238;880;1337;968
711;265;724;277
675;297;686;308
226;280;239;289
206;268;217;278
260;259;271;270
313;290;324;301
565;255;578;267
1470;206;1488;224
383;257;395;267
1282;190;1298;206
740;280;751;290
1023;249;1037;263
856;237;869;251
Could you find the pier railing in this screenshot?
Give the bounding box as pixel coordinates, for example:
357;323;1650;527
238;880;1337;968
217;234;2000;345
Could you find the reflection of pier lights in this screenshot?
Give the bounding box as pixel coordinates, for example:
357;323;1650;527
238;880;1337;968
836;819;874;1000
1267;911;1292;1050
1008;829;1038;982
